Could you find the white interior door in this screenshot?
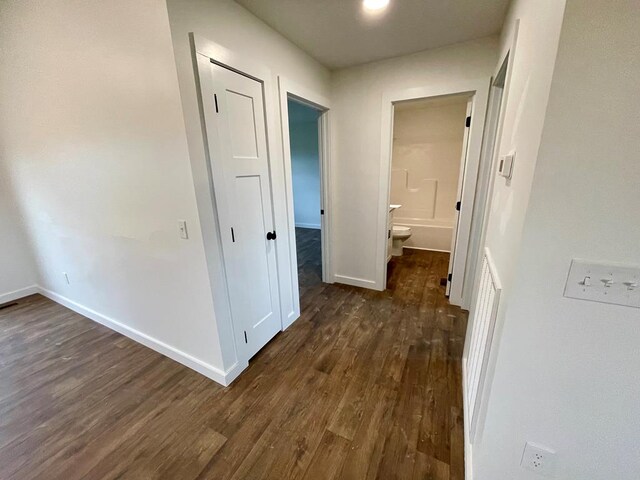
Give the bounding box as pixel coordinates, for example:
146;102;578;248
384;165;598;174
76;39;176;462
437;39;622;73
446;98;473;297
199;59;281;360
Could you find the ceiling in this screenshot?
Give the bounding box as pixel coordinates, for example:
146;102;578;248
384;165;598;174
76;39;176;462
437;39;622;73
234;0;510;69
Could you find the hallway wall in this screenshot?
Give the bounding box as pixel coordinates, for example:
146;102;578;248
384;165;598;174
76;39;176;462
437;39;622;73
0;0;223;373
0;168;38;302
166;0;331;372
474;0;640;478
0;0;330;384
330;37;498;287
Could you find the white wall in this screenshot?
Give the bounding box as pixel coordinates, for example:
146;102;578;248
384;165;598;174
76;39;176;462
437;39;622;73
330;37;498;285
0;0;228;375
391;98;467;251
0;169;38;302
481;0;567;295
288;100;321;229
474;0;640;478
165;0;331;369
0;0;331;383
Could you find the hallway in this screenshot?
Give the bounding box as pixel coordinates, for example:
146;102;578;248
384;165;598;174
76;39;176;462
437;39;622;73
296;227;322;295
0;249;467;479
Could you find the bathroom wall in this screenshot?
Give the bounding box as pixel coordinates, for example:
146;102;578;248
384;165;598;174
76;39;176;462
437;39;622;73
288;99;321;229
390;96;468;252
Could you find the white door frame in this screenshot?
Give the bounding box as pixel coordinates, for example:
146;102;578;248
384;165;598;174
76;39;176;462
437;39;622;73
376;80;490;307
191;33;293;378
462;22;519;480
278;77;332;328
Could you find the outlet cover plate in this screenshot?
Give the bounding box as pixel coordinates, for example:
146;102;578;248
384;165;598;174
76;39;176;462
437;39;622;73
521;442;557;477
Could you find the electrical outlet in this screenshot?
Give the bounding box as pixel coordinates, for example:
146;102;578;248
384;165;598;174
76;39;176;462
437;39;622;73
521;442;557;476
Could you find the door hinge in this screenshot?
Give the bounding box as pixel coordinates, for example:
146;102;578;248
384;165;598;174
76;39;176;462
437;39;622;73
455;201;461;211
448;273;453;282
320;209;324;215
466;116;471;127
244;331;248;344
231;227;235;242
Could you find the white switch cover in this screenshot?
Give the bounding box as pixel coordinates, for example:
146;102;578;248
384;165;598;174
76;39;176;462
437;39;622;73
178;220;188;239
498;151;515;179
564;259;640;308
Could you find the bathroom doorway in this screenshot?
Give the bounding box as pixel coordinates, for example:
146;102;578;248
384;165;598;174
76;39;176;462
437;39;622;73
385;92;476;302
286;97;324;296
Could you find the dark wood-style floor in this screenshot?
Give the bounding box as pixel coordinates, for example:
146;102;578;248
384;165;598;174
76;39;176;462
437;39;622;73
0;229;467;480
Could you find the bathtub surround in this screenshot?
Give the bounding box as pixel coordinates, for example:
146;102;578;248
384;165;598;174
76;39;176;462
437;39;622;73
390;96;468;252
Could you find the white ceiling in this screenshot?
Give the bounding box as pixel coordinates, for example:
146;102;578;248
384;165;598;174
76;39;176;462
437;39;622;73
234;0;510;69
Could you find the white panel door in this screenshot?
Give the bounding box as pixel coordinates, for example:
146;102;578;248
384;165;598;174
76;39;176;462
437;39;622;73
199;60;281;360
446;99;473;297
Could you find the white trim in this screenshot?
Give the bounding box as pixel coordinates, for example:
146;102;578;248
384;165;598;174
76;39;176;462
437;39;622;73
278;76;333;329
404;246;451;254
334;274;376;289
190;33;292;375
295;223;321;230
376;80;490;304
462;24;519;480
0;285;39;304
462;361;474;480
37;287;243;386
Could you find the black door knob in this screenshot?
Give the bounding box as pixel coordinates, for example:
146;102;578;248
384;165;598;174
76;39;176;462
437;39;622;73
266;230;277;240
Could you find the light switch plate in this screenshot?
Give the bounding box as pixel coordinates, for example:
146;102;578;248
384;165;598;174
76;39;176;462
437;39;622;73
178;220;189;240
498;151;515;179
564;259;640;308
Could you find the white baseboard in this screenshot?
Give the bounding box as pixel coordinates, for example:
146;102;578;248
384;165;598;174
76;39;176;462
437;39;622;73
37;287;242;387
0;285;39;305
462;361;474;480
295;223;321;230
333;274;378;290
404;246;451;253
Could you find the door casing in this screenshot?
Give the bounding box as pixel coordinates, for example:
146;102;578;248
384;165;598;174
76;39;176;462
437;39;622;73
377;80;490;309
190;33;298;381
278;77;332;328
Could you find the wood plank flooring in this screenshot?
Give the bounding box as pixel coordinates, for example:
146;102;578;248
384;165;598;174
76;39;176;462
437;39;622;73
0;231;467;479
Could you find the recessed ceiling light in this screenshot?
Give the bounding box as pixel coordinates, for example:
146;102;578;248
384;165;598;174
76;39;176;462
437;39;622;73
363;0;390;12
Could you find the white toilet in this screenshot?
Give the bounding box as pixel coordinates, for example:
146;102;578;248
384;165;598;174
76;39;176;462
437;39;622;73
391;225;412;256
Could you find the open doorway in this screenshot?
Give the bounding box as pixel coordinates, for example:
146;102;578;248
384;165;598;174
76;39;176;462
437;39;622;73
287;98;323;295
387;93;472;294
377;80;489;306
278;78;332;327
